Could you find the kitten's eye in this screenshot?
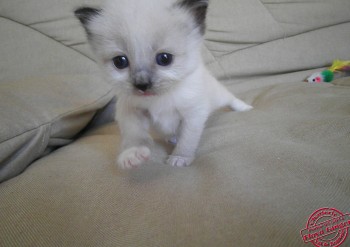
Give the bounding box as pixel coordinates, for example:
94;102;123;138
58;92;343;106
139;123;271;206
156;53;173;66
112;56;129;69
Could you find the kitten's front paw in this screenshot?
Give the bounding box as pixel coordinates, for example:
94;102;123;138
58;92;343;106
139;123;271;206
117;146;151;169
167;155;194;167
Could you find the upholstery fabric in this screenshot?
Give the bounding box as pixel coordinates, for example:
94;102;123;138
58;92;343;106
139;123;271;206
0;0;349;246
0;12;115;181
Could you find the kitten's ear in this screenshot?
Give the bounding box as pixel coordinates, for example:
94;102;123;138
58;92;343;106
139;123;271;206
74;7;101;34
178;0;208;34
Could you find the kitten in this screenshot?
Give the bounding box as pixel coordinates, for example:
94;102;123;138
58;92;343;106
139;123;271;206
75;0;252;169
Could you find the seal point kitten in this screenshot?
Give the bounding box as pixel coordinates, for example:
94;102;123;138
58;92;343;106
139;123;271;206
75;0;252;169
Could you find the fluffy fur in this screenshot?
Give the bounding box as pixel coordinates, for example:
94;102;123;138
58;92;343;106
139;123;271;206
75;0;252;169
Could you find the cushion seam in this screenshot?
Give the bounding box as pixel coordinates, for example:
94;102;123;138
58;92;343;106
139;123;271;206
208;21;350;61
0;15;93;63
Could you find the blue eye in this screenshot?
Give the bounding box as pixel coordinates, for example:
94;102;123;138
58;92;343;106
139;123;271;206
112;56;129;69
156;53;173;66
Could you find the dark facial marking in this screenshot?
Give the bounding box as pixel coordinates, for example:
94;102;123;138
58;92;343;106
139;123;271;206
134;82;153;92
133;70;153;92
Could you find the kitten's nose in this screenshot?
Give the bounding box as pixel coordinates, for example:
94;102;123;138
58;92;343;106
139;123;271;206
133;69;153;92
134;81;152;92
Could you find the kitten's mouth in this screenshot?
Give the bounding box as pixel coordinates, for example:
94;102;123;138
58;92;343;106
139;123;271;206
135;90;156;97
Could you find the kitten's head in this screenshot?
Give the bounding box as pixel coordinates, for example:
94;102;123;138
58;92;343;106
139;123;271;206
75;0;208;97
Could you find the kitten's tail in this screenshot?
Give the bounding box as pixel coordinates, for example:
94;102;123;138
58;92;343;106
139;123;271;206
230;97;253;112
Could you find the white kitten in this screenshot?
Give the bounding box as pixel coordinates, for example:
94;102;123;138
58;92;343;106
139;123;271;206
75;0;252;169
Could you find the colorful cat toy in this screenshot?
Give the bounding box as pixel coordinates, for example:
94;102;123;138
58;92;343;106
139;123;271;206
306;60;350;83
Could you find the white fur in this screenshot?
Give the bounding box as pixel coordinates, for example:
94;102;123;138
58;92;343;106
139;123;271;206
80;0;252;169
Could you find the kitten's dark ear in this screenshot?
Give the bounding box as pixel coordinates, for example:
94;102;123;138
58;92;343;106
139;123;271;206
74;7;101;34
178;0;208;34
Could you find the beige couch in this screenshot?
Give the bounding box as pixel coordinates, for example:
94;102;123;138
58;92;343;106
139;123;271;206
1;0;350;246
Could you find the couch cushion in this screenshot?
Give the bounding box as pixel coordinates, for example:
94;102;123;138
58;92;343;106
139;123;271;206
203;0;350;81
1;0;350;245
0;0;102;62
0;76;349;246
0;17;115;182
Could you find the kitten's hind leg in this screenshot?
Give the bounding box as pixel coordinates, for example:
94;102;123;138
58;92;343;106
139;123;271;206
166;136;177;145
